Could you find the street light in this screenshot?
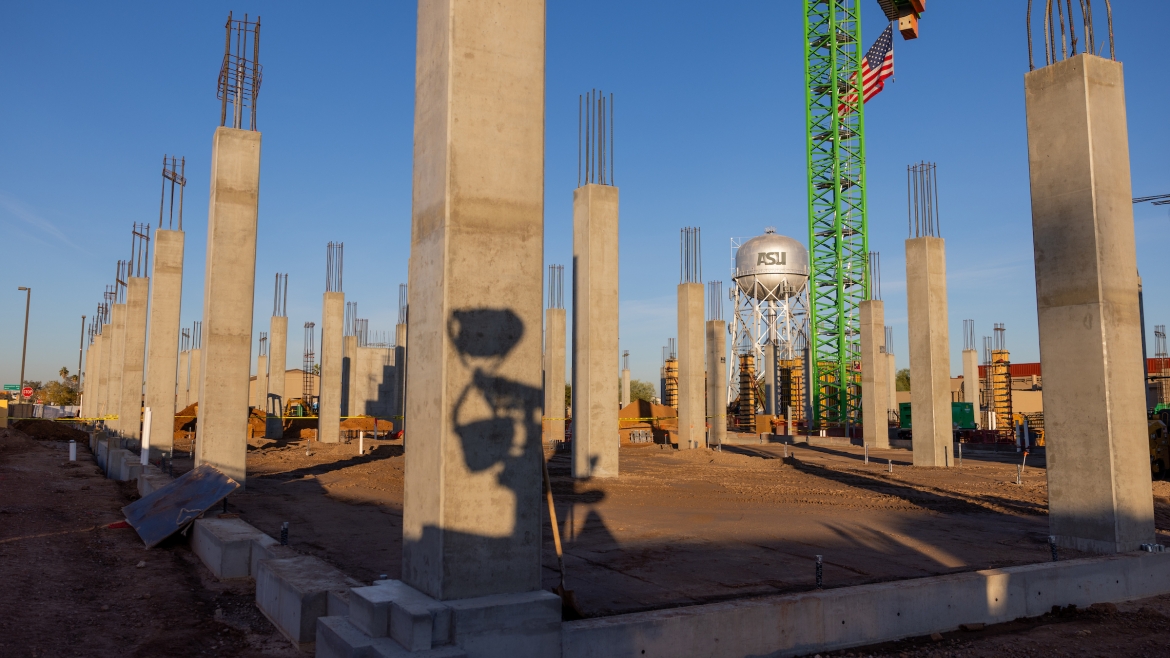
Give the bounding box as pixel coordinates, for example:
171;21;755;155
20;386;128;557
17;287;30;400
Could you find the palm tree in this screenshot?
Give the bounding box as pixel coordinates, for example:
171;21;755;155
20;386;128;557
59;367;70;381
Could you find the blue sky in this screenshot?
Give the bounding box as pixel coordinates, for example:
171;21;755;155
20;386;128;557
2;1;1169;389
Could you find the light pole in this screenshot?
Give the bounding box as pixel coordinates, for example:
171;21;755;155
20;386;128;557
17;287;30;400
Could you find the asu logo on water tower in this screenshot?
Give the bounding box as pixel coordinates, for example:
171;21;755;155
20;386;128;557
756;251;786;266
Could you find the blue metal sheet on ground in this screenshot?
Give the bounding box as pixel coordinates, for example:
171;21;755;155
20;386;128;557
122;464;240;548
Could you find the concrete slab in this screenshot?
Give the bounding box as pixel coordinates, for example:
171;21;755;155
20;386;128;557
316;616;467;658
192;517;274;579
350;580;451;649
256;554;361;649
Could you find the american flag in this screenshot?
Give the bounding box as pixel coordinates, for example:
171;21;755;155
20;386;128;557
840;24;895;113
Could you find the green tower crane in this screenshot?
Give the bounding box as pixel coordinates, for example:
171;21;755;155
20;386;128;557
802;0;869;428
801;0;923;429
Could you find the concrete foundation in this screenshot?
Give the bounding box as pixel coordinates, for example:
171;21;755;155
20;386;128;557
268;315;287;437
144;229;184;458
319;291;345;443
543;308;565;443
1025;53;1155;553
560;552;1170;658
104;304;127;431
860;300;889;449
194;127;261;487
705;320;727;447
962;348;980;427
905;237;952;467
256;554;361;649
403;0;549;606
192;517;275;580
572;184;620;476
677;283;705;450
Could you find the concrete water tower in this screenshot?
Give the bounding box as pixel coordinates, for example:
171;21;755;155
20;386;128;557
729;228;810;428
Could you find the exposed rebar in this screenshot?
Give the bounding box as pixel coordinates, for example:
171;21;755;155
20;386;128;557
325;242;343;293
680;227;702;284
273;273;288;317
707;281;724;321
218;12;263;130
160;155;187;231
547;264;564;309
578;89;616;187
907;162;940;238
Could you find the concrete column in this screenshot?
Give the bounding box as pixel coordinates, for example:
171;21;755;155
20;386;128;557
254;354;268;408
1025;53;1155;553
105;304;127;431
402;0;546;602
342;334;357;417
572;184;620;476
962;348;980;428
177;350;189;409
84;337;102;419
905;237;953;467
354;345;393;418
188;348;201;406
268;315;287;416
319;292;344;443
620;368;630;407
706;320;727;446
194;127;261;487
886;352;897;415
543;308;565;443
860;300;890;448
394;323;407;431
117;278;149;439
96;324;112;417
144;229;184;459
677;282;705;450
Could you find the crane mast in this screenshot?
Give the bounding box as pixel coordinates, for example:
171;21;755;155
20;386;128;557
802;0;869;428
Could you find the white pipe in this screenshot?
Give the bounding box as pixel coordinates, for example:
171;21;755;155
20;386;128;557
140;407;152;466
69;440;76;461
359;430;364;455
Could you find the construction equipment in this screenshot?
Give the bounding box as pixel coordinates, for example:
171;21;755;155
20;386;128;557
1150;418;1169;480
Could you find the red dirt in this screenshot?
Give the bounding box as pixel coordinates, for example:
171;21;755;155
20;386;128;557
0;426;299;657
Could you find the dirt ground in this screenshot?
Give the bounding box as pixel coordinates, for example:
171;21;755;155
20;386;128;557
0;426;300;658
10;422;1170;656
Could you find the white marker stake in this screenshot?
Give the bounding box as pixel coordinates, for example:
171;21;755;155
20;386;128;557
69;440;77;461
140;407;152;466
359;430;364;455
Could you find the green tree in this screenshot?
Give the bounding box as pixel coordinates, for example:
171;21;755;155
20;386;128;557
896;368;911;392
565;384;572;411
629;379;656;402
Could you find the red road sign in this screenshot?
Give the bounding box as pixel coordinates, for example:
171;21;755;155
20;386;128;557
21;387;33;399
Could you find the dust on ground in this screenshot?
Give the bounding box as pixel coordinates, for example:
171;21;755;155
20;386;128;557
0;426;299;658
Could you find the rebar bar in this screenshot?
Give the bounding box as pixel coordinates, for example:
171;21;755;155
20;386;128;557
398;284;408;325
546;265;564;310
218;12;263;130
578;89;615;187
867;251;881;301
1027;0;1114;69
680;227;702;284
325;242;343;293
273;273;288;317
707;281;724;321
907;162;940;238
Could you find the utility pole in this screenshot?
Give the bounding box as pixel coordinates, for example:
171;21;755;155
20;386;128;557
17;287;30;398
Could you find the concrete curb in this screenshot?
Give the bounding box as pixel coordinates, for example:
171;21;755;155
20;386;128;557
560;551;1170;658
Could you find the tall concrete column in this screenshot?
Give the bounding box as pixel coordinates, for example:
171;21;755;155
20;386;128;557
572;184;620;476
962;348;980;428
254;354;268;408
319;292;344;442
268;315;287;434
763;342;777;415
706;320;727;446
543;308;565;443
342;334;357;417
402;0;548;603
194;127;261;487
104;304;127;430
861;300;889;448
905;237;952;467
117;278;149;440
188;348;201;406
677;283;705;450
97;324;113;416
85;336;102;419
1025;53;1155;553
177;350;189;408
620;368;630;407
394;322;407;431
268;320;287;402
886;351;897;415
144;229;184;459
